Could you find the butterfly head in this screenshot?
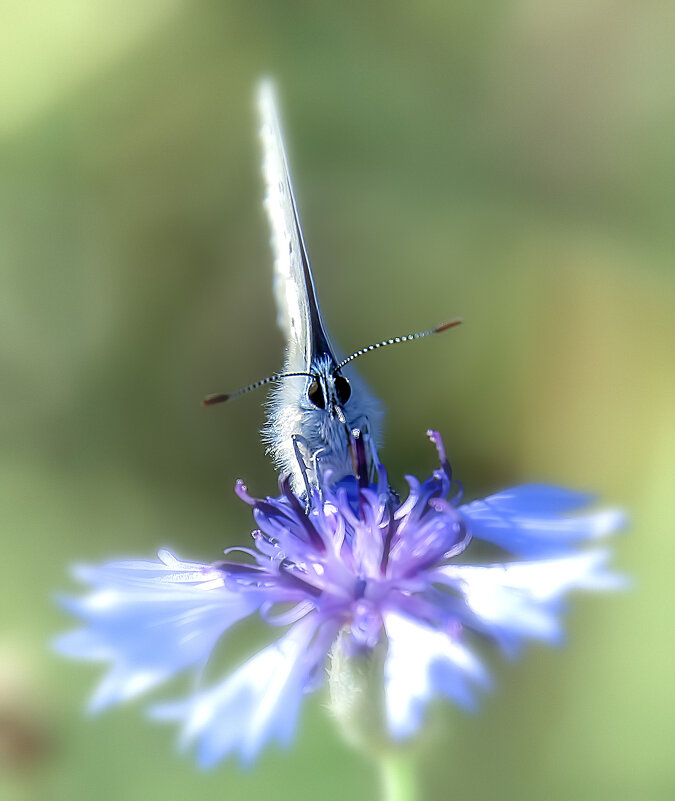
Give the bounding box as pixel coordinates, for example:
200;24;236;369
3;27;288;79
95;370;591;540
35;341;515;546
305;357;352;425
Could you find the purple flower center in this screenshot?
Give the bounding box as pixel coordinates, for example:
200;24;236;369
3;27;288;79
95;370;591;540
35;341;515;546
216;431;470;649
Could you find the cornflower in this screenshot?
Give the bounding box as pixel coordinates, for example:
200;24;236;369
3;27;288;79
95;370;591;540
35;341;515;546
56;431;622;766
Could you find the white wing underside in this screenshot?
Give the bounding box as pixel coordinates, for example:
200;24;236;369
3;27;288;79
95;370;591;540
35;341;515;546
259;81;321;371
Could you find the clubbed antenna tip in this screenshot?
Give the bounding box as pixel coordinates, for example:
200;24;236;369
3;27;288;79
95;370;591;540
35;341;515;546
435;318;462;333
202;393;230;407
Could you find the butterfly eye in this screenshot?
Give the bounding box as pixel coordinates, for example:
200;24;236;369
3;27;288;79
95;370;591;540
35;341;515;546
307;379;326;409
334;375;351;405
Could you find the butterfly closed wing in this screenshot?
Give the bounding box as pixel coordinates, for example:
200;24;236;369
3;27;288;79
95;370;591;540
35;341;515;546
258;82;383;495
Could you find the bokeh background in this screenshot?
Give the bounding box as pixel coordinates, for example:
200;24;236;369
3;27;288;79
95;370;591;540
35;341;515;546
1;2;673;800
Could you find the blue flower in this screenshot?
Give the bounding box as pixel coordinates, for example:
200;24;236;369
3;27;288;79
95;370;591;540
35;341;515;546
55;431;623;765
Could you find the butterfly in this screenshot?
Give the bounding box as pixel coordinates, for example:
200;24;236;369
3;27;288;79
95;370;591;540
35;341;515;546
205;82;460;497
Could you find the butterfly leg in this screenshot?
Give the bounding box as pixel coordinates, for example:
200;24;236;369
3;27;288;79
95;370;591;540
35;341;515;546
311;447;329;497
291;434;313;501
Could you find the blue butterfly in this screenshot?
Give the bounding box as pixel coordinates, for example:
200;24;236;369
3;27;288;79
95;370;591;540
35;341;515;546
205;82;459;497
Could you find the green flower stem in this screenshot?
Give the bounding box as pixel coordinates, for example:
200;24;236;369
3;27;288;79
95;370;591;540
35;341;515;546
378;750;419;801
327;634;421;801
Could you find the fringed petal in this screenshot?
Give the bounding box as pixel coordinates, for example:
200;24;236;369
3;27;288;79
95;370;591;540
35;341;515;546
54;550;262;711
458;485;625;557
383;611;489;739
432;550;625;653
151;615;335;766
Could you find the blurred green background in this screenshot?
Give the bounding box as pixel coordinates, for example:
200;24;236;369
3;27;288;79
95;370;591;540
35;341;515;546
0;1;673;799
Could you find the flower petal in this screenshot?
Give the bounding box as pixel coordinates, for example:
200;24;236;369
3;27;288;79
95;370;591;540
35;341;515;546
458;485;625;557
432;549;623;652
383;611;489;740
54;551;261;711
151;615;336;766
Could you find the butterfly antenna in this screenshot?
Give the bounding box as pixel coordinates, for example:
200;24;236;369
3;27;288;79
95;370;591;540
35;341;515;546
203;372;315;407
333;319;462;373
